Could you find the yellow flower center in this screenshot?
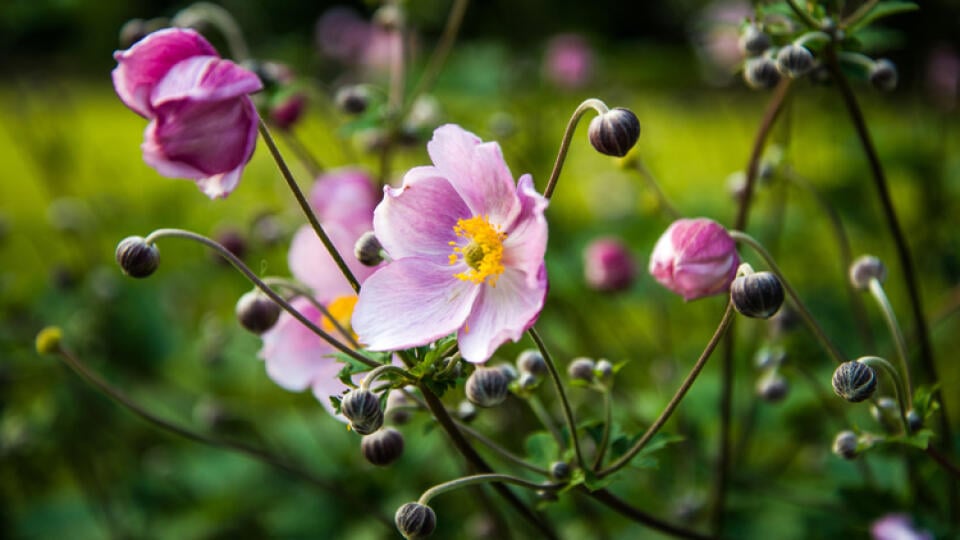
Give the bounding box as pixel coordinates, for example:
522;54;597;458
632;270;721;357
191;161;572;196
321;295;359;342
448;215;507;286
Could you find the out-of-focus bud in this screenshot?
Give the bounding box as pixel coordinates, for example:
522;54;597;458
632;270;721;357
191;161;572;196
335;85;370;115
595;359;614;385
373;4;404;31
465;367;510;408
756;371;789;402
457;400;477;422
395;502;436;539
550;461;571;481
871;397;900;431
385;391;412;425
119;19;149;48
583;237;636;292
568;357;596;382
906;409;922;433
832;430;859;459
213;228;247;264
361;427;405;466
116;236;160;278
744;57;782;89
588;108;641;157
544;33;595;89
870;59;898;92
776;45;815;78
738;25;771;57
269;92;306;131
871;514;934;540
731;271;785;319
849;255;886;290
516;349;547;377
35;326;63;355
341;389;384;435
754;346;787;369
235;290;281;334
497;364;518;382
649;218;739;301
354;231;384;266
832;361;877;403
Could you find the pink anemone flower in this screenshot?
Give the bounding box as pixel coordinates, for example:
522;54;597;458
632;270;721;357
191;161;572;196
352;124;549;364
258;169;381;418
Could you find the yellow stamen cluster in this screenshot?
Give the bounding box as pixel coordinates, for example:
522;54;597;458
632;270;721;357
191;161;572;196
322;295;359;342
449;215;507;286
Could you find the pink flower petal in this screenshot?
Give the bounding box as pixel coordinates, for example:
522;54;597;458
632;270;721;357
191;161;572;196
308;168;379;229
288;223;375;303
373;166;471;261
150;56;263;107
427;124;520;224
457;266;547;363
353;257;479;352
501;174;549;288
112;28;219;118
259;298;338;392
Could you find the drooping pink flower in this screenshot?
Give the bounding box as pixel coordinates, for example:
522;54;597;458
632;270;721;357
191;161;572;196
259;169;381;417
112;28;263;199
584;237;636;292
871;514;933;540
544;34;595;89
352;124;549;363
649;218;739;301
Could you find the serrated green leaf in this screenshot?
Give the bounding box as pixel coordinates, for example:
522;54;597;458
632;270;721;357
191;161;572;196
847;1;919;34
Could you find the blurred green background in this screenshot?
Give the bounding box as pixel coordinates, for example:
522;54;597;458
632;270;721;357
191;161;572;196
2;1;959;538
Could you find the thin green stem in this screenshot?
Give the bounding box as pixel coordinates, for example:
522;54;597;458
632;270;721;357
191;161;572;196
359;364;411;391
457;421;552;476
784;0;820;28
867;278;913;403
528;326;586;470
842;0;879;28
543;98;610;200
730;230;846;365
583;489;717;540
418;473;563;505
407;0;470;105
258;119;360;293
858;356;909;433
262;277;359;348
143;228;377;369
598;302;736;479
592;390;613;470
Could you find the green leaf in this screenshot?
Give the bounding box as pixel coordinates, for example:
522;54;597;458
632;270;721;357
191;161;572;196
890;429;934;450
847;1;919;34
524;432;560;468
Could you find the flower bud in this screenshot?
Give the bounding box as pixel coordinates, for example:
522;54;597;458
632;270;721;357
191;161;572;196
738;25;771;57
385;390;412;425
871;397;900;431
361;427;405;466
119;19;149;48
568;357;596;382
516;349;547;377
518;372;538;391
583;237;636;292
731;271;784;319
235;290;281;334
341;389;384;435
457;400;477;422
595;359;614;384
776;45;815;78
849;255;886;290
465;367;510;408
335;85;370;115
35;326;63;355
550;461;571;481
395;502;436;539
354;231;384;266
497;364;518;382
649;218;739;301
906;409;922;433
832;430;859;459
743;57;782;90
116;236;160;278
269;92;306;131
213;228;247;265
756;371;789;403
588;108;641;157
832;361;877;403
870;59;898;92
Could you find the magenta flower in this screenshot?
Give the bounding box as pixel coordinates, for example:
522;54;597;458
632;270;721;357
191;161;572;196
871;514;932;540
649;218;739;301
543;34;595;89
258;169;380;417
352;125;549;364
584;237;636;292
112;28;263;199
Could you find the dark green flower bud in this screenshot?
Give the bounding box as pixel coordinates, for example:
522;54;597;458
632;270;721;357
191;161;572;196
550;461;571;481
832;361;877;403
744;57;781;90
756;371;789;403
738;25;771;57
395;502;436;539
361;427;405;466
776;45;815;78
354;231;384;266
870;59;898;92
116;236;160;278
568;357;596;382
235;290;281;334
335;85;370;115
465;367;509;408
832;430;859;459
516;349;547;376
341;389;384;435
731;271;784;319
849;255;886;290
588;108;641;157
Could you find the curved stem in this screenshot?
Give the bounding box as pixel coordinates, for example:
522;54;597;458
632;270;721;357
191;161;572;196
173;2;250;60
543;98;610;200
842;0;880;28
407;0;470;105
598;302;735;478
258;119;360;293
784;0;820;29
730;230;846;365
51;345;392;529
867;278;913;403
528;327;586;470
584;489;716;540
143;228;377;369
360;364;411;391
858;356;909;433
418;473;562;505
262;278;359;348
457;421;551;476
592;390;613;470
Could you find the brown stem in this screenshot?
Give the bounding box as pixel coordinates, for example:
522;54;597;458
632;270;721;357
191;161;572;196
584;489;716;540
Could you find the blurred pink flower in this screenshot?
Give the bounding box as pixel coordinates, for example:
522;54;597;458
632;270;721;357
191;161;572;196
544;34;595;89
269;92;307;131
584;237;636;292
353;125;549;363
927;45;959;111
690;1;752;85
259;169;380;418
315;7;400;75
649;218;739;301
112;28;263;199
871;514;932;540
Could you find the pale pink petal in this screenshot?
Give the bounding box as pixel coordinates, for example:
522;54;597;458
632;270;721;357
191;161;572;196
308;168;378;232
353;258;479;351
195;166;243;199
258;298;336;392
457;266;547;363
112;28;218;118
288;223;375;303
501;174;549;288
373;166;471;260
427;124;520;224
312;379;350;423
150;56;263;107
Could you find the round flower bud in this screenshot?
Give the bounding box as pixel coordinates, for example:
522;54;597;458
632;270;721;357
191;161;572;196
832;361;877;403
354;231;384;266
744;57;782;90
849;255;886;290
550;461;571;481
568;357;596;382
385;390;412;425
730;271;784;319
361;427;405;466
738;25;771;57
584;237;636;292
516;349;547;377
465;367;510;408
776;45;815;78
35;326;63;355
457;400;477;422
341;389;384;435
833;430;859;459
395;502;436;539
870;59;898;92
269;92;307;131
649;218;739;301
497;364;518;382
335;85;370;115
756;371;789;403
518;372;538;390
235;290;281;334
588;108;641;157
871;397;900;431
595;359;614;384
906;409;922;433
115;236;160;278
